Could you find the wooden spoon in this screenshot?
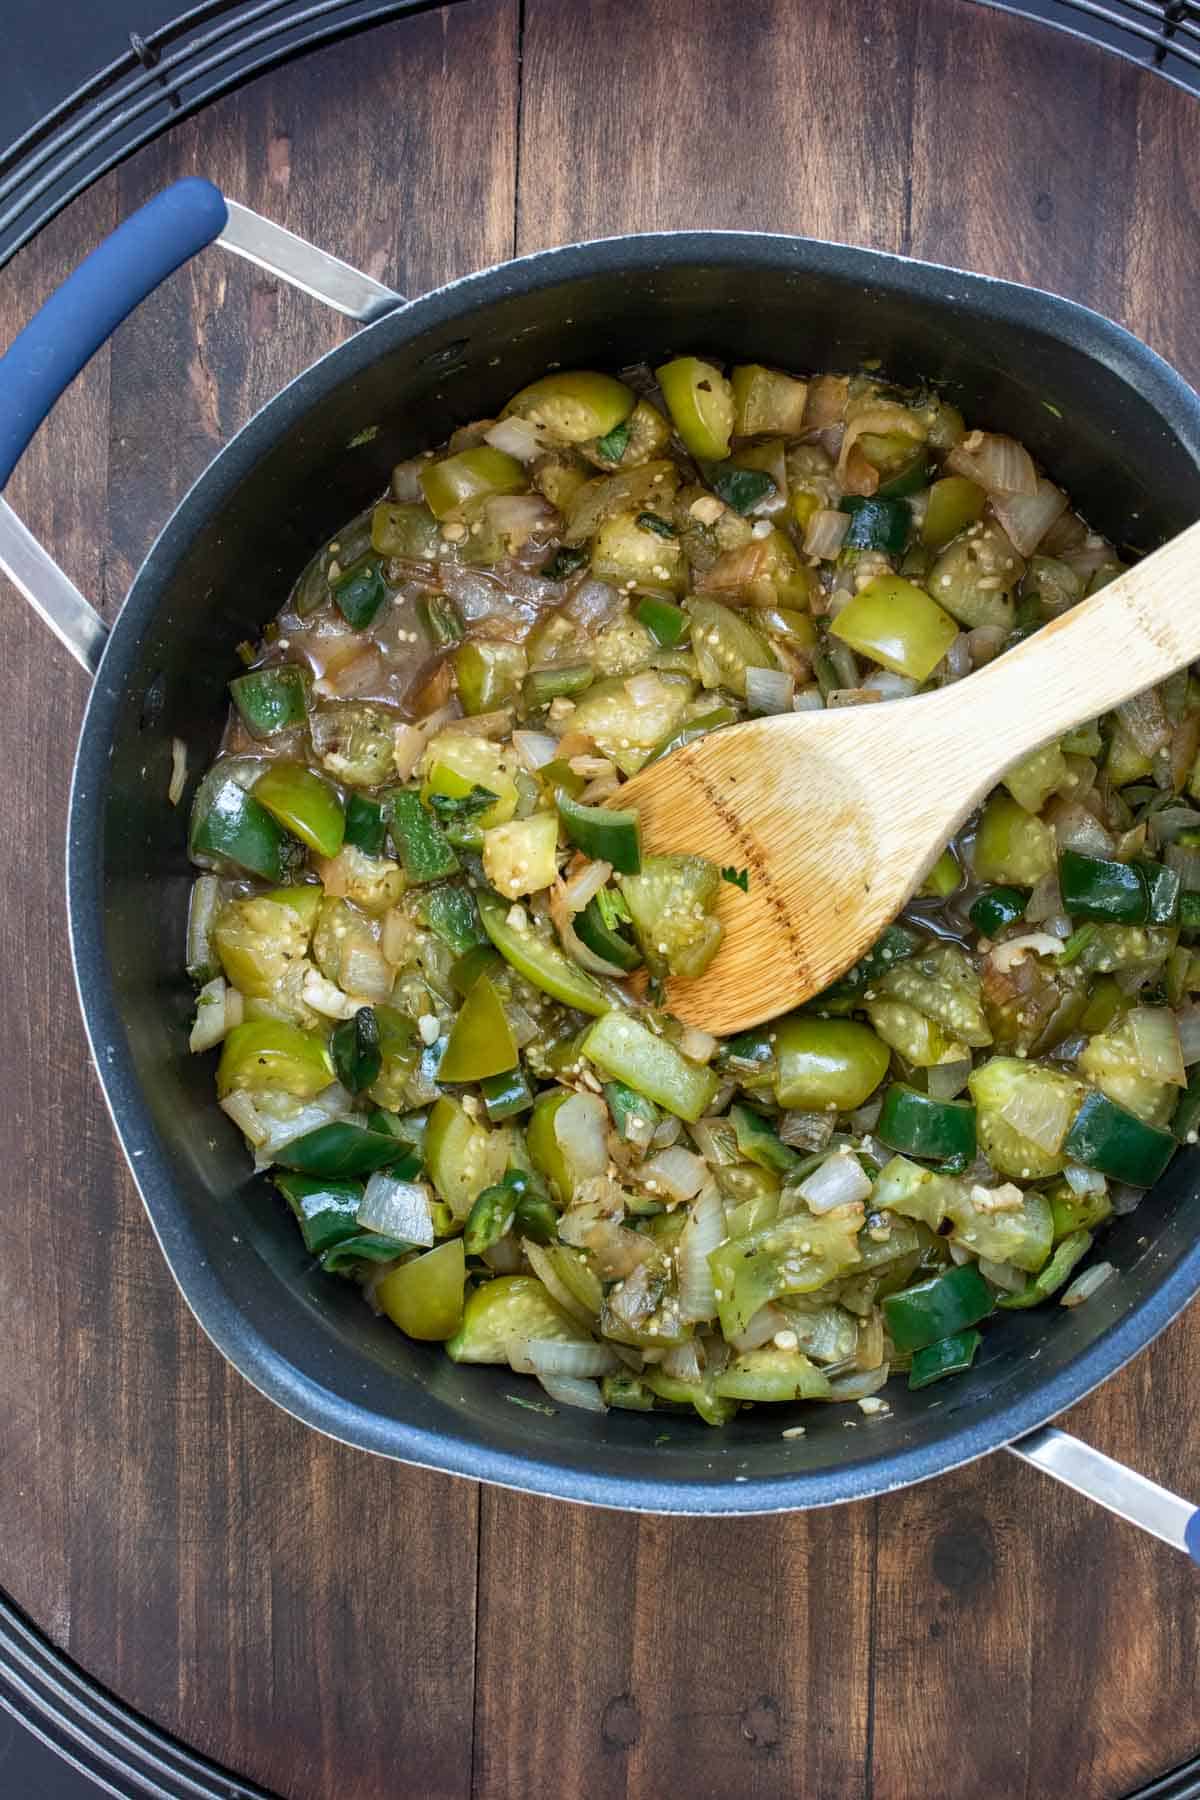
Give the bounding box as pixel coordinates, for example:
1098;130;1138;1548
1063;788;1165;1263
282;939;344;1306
619;519;1200;1035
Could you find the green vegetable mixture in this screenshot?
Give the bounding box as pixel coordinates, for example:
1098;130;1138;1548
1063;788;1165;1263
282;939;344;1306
186;355;1197;1425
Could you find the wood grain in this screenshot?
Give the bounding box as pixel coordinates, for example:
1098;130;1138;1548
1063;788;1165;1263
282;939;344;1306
0;2;1199;1798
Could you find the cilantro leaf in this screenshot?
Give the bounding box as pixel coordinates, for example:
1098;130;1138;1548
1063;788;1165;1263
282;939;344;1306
721;865;750;892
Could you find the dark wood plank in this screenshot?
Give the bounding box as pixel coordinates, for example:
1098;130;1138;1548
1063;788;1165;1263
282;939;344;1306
0;6;518;1798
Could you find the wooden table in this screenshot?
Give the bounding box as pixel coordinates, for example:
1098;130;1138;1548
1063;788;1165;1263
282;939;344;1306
1;2;1198;1794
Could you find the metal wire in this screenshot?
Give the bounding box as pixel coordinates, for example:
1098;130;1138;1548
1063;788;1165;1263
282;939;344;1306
0;0;1196;273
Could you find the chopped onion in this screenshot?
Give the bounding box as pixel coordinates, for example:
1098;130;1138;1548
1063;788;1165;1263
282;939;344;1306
941;634;973;682
1023;871;1061;925
793;688;825;712
187;875;221;975
548;882;627;977
508;1338;617;1378
855;1309;886;1371
927;1058;972;1101
1046;799;1114;858
392;723;426;781
625;669;668;709
381;907;417;965
803;508;850;559
780;1110;835;1151
745;665;795;715
977;1256;1027;1292
484;494;559;551
219;1090;268;1146
189;976;231;1053
1061;1262;1115;1307
847;1096;884;1134
561;859;612;913
482;1236;523;1274
1150;805;1200;845
945;432;1037;496
512;729;559;772
1129;1005;1185;1086
1110;1183;1144;1215
967;625;1007;666
677;1182;726;1321
522;1242;595;1328
484;415;548;461
580;776;621;803
447;707;514;739
862;670;920;701
341;941;395;1004
677;1024;718;1065
730;1303;788;1352
827;1364;890;1401
1166;842;1200;892
168;736;188;806
836;402;924;485
1117;687;1171;757
642;1146;708;1201
555;1093;609;1184
989;477;1068;555
1177;1003;1200;1067
390;457;425;501
651;1114;682;1149
797;1150;872;1213
998;1077;1074;1153
536;1372;607;1412
250;1087;353;1164
661;1339;704;1383
986;932;1065;973
562;578;621;630
357;1175;434;1245
1064;1163;1108;1196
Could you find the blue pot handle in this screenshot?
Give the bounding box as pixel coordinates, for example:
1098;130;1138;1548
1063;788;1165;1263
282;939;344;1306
0;178;228;490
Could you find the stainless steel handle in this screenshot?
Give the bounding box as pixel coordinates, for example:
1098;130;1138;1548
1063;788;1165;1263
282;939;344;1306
0;195;403;676
1009;1427;1200;1562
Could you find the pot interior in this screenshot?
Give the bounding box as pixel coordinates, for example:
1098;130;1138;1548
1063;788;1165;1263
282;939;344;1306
79;238;1200;1507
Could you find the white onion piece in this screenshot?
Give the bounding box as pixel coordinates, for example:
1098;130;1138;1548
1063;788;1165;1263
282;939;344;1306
522;1242;595;1328
562;577;621;629
730;1303;788;1352
219;1090;268;1146
927;1058;972;1101
986;933;1065;973
187;875;221;976
803;507;850;559
482;1237;523;1274
779;1110;835;1151
357;1175;434;1245
341;942;395;1004
1117;687;1171;757
1061;1261;1116;1307
508;1338;616;1378
1047;799;1114;858
381;907;416;965
836;402;924;484
625;669;668;708
168;736;188;806
661;1339;704;1383
1023;871;1061;925
189;976;230;1053
863;669;921;701
677;1024;719;1065
942;634;972;681
827;1364;890;1401
1177;1004;1200;1067
967;625;1007;666
485;494;559;549
580;776;621;803
745;665;795;715
547;883;627;977
1063;1163;1107;1197
561;859;612;913
948;1240;971;1264
989;477;1068;555
977;1256;1027;1293
392;723;425;781
798;1151;872;1213
484;415;548;461
793;688;824;712
1129;1005;1185;1085
676;1182;726;1321
945;432;1037;495
512;729;559;772
1166;843;1200;892
642;1146;708;1201
998;1079;1075;1154
651;1114;682;1149
536;1372;607;1412
1110;1183;1144;1215
847;1096;884;1134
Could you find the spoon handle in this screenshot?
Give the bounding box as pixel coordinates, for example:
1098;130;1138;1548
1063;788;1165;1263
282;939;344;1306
926;516;1200;780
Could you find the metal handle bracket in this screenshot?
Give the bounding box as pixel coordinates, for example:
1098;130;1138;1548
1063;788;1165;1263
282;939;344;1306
1010;1426;1200;1562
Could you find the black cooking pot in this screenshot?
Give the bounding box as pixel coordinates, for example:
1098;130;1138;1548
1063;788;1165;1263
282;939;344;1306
3;180;1199;1542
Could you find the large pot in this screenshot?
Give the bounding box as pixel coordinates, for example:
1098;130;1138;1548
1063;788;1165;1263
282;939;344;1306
3;179;1199;1545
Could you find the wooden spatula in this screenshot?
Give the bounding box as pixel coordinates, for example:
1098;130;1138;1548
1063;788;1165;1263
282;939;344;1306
619;518;1200;1035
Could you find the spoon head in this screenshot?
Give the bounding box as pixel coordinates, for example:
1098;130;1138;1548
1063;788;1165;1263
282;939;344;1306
619;709;951;1034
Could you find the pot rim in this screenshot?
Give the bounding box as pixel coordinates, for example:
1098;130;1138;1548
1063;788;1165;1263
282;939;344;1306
65;227;1200;1512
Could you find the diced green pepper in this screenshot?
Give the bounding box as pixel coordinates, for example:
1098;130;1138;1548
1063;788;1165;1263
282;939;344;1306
343;792;387;857
253;763;345;859
999;1230;1094;1309
646;705;738;765
636;596;690;647
420;446;526;519
883;1263;994;1352
602;1371;656;1410
1063;1089;1176;1186
729;1102;800;1174
656;357;734;461
839;496;911;554
419;884;485;955
333;557;387;629
230;665;309;739
477;891;608;1015
1059;850;1179;926
418;594;464;646
969;886;1028;936
330;1006;382;1093
575;893;643;972
580;1011;719;1121
320;1232;415;1275
438;973;518;1082
604;1080;660;1145
908;1328;982;1389
505;371;634;444
463;1181;520;1254
773;1017;890;1111
921;476;986;549
878;1084;977;1161
386;790;460;883
523;663;595;709
275;1120;419;1178
272;1171;364;1256
829;573;958;681
875;454;932;500
217;1019;334;1100
191;774;296;882
480;1065;534;1121
375;1238;466;1341
704;462;776;514
556;790;641;874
